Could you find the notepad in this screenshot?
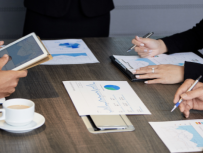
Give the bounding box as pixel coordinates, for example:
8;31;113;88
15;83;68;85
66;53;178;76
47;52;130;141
110;52;203;81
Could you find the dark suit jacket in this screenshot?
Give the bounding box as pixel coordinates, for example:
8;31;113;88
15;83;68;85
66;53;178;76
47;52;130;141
162;19;203;54
24;0;114;17
184;62;203;82
161;19;203;82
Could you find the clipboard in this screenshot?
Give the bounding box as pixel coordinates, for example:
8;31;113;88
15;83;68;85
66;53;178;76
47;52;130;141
20;36;53;71
109;56;147;82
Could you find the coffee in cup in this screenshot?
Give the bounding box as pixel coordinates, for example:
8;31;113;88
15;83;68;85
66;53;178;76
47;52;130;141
7;105;30;109
0;99;35;126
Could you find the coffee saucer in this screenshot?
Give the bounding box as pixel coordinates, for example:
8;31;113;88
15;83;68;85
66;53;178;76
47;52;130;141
0;113;45;133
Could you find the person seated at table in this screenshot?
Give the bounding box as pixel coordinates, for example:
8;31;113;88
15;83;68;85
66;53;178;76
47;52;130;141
131;19;203;84
174;79;203;118
0;45;28;98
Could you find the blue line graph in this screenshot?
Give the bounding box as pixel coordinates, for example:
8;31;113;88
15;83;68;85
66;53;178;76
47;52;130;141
86;82;112;112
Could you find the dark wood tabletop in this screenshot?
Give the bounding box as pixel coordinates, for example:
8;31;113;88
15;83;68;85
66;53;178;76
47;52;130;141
3;37;203;153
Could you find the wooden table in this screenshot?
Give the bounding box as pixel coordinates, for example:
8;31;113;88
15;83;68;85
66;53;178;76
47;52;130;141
3;37;203;153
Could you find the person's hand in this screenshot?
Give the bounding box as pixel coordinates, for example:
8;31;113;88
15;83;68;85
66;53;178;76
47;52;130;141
132;36;168;58
174;79;203;118
0;41;4;48
0;54;28;98
133;64;184;84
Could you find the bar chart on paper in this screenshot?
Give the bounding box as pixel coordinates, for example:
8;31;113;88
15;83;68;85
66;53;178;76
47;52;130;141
63;81;151;116
149;120;203;152
42;39;99;65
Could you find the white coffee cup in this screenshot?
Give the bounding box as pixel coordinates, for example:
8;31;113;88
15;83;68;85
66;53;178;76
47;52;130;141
0;99;35;126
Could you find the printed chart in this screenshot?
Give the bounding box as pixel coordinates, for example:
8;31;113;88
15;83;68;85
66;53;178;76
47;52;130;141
113;52;203;73
63;81;151;115
149;120;203;152
42;39;99;65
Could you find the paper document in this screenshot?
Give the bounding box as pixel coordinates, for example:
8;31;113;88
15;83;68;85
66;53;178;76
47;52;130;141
63;81;151;116
149;120;203;152
114;52;203;73
41;39;99;65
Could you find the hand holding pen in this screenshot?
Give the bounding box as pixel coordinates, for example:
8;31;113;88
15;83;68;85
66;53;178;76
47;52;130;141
129;32;168;58
172;76;203;118
127;32;154;52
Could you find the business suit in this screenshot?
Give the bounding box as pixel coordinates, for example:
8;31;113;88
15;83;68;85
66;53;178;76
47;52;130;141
162;19;203;55
184;62;203;82
161;19;203;82
23;0;114;39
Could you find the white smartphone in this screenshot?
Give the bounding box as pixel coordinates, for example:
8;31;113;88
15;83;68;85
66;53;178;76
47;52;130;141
0;32;48;70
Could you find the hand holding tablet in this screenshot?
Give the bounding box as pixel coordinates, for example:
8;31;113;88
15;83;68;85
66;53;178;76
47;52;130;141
0;55;27;98
0;32;52;71
0;33;52;98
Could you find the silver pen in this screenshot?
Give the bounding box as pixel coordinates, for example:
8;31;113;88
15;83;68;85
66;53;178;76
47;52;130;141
171;75;202;112
127;32;154;52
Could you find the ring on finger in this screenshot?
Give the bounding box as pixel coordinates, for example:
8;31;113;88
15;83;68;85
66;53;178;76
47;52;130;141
152;68;155;73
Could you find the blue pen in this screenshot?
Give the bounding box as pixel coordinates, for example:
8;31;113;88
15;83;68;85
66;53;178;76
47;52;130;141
171;75;202;112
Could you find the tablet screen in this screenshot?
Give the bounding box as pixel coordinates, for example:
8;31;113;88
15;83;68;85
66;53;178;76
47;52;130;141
0;36;44;70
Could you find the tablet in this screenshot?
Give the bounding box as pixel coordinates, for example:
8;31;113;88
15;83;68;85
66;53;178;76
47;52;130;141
0;33;48;70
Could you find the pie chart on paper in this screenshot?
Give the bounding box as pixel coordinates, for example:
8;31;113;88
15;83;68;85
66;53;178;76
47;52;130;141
104;85;120;90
